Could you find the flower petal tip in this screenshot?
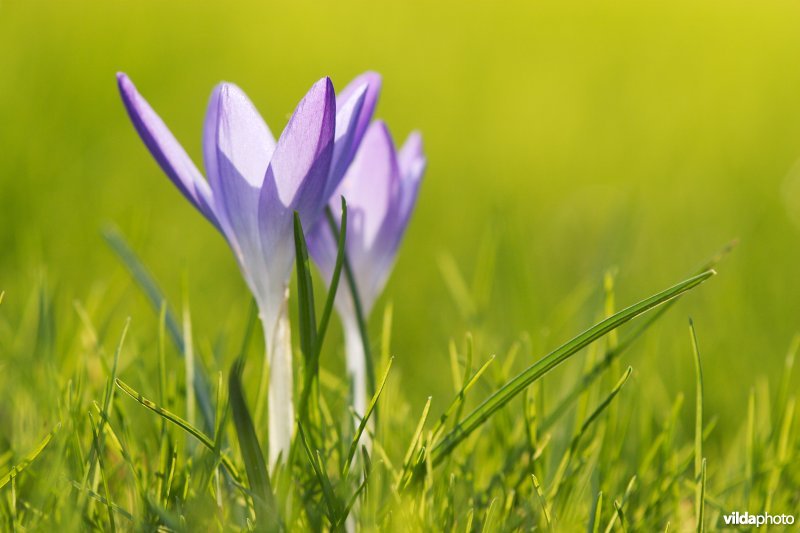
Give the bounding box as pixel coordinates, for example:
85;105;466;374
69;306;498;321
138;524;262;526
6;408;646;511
316;76;336;100
370;120;394;145
357;71;382;93
116;72;136;100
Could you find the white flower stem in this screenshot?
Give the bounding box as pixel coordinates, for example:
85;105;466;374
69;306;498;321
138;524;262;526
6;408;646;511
260;291;294;467
343;317;370;530
343;317;369;435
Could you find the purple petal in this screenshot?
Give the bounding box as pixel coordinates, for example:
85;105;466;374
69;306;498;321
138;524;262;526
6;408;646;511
397;131;425;183
206;82;276;268
260;76;336;237
306;220;338;290
258;77;336;295
395;131;426;235
322;126;425;316
337;72;382;154
337;121;399;250
116;73;218;226
328;72;384;199
309;120;400;315
326;84;367;200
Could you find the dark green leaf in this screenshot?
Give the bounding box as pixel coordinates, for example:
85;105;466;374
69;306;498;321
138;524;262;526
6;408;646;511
228;358;278;530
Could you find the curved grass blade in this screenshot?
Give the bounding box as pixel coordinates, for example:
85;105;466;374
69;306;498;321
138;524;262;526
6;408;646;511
114;378;241;483
83;318;129;506
103;226;215;431
609;500;625;533
531;475;553;532
542;243;734;431
592;492;603;533
431;355;495;443
182;277;196;438
67;480;134;523
576;367;632;444
335;473;368;530
228;358;278;530
697;458;707;533
0;422;61;489
293;212;317;369
297;199;348;427
397;396;433;489
549;367;633;497
432;270;715;465
325;205;376;407
315;197;348;355
342;357;393;480
689;319;704;531
604;477;636;533
297;200;348;429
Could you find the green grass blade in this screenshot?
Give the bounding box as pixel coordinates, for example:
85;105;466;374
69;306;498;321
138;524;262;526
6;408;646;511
542;243;734;431
87;319;128;480
325;205;376;407
117;377;214;449
342;357;393;480
293;212;317;368
228;358;278;530
315;196;348;354
531;475;553;531
432;355;495;443
398;396;433;488
0;422;61;489
336;474;368;530
591;492;603;533
745;387;755;508
297;199;348;430
481;498;497;533
103;226;215;431
67;480;134;523
576;366;632;443
697;458;706;533
611;500;625;533
437;252;477;320
688;319;704;530
182;277;196;437
88;413;116;533
432;270;715;465
103;227;183;349
775;334;798;429
549;367;633;497
297;423;339;525
765;396;794;513
689;319;703;479
114;378;241;482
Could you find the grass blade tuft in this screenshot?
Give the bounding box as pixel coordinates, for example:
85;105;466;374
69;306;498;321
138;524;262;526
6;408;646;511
432;270;715;464
228;358;278;530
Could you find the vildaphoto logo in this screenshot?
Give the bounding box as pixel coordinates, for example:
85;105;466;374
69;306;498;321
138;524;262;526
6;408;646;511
722;511;795;527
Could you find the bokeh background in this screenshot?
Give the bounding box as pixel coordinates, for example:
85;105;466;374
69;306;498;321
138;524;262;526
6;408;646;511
2;0;800;457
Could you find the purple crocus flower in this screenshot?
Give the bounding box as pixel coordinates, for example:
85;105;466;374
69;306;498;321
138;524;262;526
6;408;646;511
117;72;379;465
308;120;426;417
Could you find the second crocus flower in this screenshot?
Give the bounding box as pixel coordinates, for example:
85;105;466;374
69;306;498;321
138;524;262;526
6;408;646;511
308;120;426;418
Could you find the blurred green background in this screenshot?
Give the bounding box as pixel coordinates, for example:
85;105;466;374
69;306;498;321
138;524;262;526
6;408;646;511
2;0;800;453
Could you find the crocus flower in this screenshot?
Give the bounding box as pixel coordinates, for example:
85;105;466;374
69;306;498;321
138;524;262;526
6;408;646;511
117;72;379;465
308;120;426;417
